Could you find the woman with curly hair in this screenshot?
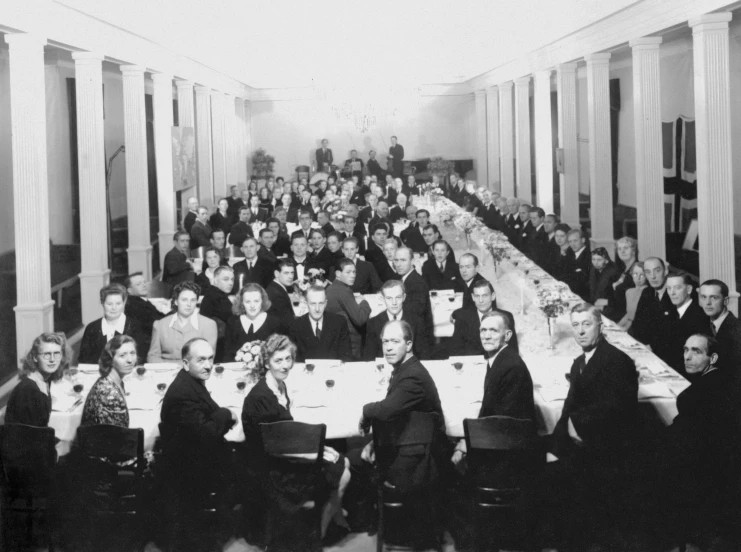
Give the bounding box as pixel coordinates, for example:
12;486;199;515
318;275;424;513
147;281;217;362
241;334;350;539
6;332;69;426
223;283;281;362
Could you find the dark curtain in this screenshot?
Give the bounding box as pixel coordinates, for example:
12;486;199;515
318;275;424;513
610;79;620;207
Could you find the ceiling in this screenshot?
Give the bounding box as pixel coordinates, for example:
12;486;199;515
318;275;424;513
61;0;641;89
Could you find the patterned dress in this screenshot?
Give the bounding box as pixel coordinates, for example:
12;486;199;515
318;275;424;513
81;374;129;428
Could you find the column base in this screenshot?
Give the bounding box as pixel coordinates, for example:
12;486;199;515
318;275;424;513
158;231;176;269
14;300;55;358
127;245;153;280
79;269;112;325
590;237;615;257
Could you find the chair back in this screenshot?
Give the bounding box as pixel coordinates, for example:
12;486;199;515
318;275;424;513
373;411;438;449
296;165;310;181
259;421;326;464
226;244;242;258
463;416;537;452
0;424;57;498
191;246;206;259
76;425;145;474
402;161;417;176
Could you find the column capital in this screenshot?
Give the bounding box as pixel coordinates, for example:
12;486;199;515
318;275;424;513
498;81;514;91
210;89;224;97
514;76;531;86
486;86;498;97
689;12;732;30
120;64;146;76
71;51;104;63
557;62;578;74
629;36;663;49
151;73;173;85
533;70;552;82
175;79;193;89
194;84;211;95
4;32;46;48
584;53;611;65
474;89;486;98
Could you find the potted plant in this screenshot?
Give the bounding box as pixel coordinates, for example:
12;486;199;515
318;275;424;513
427;156;456;192
251;148;275;184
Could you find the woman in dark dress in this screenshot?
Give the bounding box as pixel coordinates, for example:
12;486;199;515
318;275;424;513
78;283;145;364
194;247;224;290
224;283;282;362
6;332;69;426
589;247;622;319
242;334;350;538
609;236;639;321
209;198;232;233
551;223;572;282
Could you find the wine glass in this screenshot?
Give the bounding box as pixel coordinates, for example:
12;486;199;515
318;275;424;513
214;365;224;377
136;366;147;379
236;380;247;394
73;383;84;396
325;379;335;390
156;382;167;395
452;361;463;374
448;296;455;303
430;290;438;298
305;363;315;375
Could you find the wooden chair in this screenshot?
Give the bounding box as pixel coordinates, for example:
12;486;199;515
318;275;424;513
259;421;327;552
372;411;441;552
0;423;57;552
463;415;542;552
296;165;311;183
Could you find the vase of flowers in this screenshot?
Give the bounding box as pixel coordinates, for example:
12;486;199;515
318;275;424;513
536;283;570;350
234;340;265;383
453;212;479;251
251;148;275;181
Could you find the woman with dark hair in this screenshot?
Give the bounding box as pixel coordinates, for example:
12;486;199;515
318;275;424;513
223;283;281;362
6;332;69;426
78;283;145;364
195;247;224;290
242;334;350;538
551;223;572;281
209;198;232;233
248;181;258;197
147;281;218;362
80;335;136;428
589;247;622;318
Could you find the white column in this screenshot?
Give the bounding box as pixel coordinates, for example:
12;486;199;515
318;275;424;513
631;37;666;260
152;73;177;271
121;65;152;279
498;82;515;197
5;33;54;356
176;80;194;129
224;93;238;192
474;90;488;188
690;12;738;314
210;90;227;199
514;76;532;203
235;98;247;187
533;70;554;214
485;87;500;191
244;99;253;178
556;63;580;228
72;52;110;325
194;85;214;204
584;53;615;253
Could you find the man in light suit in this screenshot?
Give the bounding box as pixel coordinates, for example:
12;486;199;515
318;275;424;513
342;237;382;294
315;138;333;172
289;285;352;362
163;231;195;285
189;206;212;250
326;258;372;360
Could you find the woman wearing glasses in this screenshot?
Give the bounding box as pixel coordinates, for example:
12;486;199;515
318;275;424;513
6;332;69;427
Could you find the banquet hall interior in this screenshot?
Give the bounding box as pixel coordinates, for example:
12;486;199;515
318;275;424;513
2;0;741;551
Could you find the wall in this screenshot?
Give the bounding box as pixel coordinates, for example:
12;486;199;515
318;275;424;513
0;49;13;255
250;94;476;185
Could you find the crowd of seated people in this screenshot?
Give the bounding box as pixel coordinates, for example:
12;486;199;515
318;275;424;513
5;157;741;551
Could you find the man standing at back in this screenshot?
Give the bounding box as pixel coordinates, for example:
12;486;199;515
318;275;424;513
316;138;333;172
387;136;404;179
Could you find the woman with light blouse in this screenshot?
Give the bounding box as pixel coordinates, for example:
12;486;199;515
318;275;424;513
147;281;217;362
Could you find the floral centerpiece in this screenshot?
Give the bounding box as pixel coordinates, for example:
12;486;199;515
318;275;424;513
535;283;571;349
482;232;510;273
234;340;264;381
295;268;330;293
324;197;346;226
438;206;458;226
251;148;275;179
453;211;480;249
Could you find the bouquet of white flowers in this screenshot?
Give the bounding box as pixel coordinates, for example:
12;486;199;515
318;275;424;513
295;268;330;293
483;231;510;262
453;211;480;235
324;197;345;223
438;206;458;226
234;340;265;374
536;283;571;319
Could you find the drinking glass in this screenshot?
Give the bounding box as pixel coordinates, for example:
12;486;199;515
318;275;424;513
156;383;167;395
136;366;147;379
325;379;335;390
452;362;463;374
236;380;247;394
305;363;315;375
214;365;224;377
73;383;84;396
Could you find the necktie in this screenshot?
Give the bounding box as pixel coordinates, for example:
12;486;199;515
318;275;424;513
246;323;254;337
710;321;718;337
655;290;660;301
295;260;305;266
315;321;322;340
439;262;444;272
247;261;252;271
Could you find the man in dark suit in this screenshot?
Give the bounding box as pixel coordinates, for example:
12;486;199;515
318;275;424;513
359;194;379;224
388;193;408;223
308;228;335;274
315;138;333;172
246;194;268;223
387;136;404;179
289;285;353;362
700;279;741;378
541;214;561;275
447;173;467;206
527;207;549;266
198;266;235;326
344;149;364;182
665;273;710;376
326;258;372;359
457;253;487;309
317;211;334;238
629;257;677;365
160;338;237;551
189;206;212;250
376;238;400;283
479;190;502;230
226;185;241;220
342;237;382;294
266;259;296;332
163;231;195;285
421;225;455;262
504;198;523;248
256;228;278;267
228;206;255;247
517;203;535;256
349;179;371;207
564;229;591;302
124;272;167;352
449;279;518;356
364;223;388;274
182;196;199;234
422;240;463;292
394;246;434;340
232;237;273;290
290;211;314;245
400;207;428;254
363;280;433;361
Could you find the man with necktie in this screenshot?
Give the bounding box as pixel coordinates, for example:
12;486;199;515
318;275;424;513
699;279;741;387
387;136;405;179
288;285;352;362
316;138;333;173
232;237;272;290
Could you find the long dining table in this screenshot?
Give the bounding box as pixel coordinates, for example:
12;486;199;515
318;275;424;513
26;195;688;455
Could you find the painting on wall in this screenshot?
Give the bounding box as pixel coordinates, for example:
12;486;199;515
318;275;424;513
172;126;197;192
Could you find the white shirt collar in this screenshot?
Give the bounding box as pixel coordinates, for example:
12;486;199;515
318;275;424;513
574;246;586;259
387;310;403;321
487;344;507;367
240;312;267;334
401;271;412;282
101;315;126;341
584;347;597;365
536;223;544;231
169;313;199;330
265;370;288;409
676;298;693;318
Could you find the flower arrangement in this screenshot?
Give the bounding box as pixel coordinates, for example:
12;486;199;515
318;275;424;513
426;156;455;179
453;211;480;235
235;340;264;374
295;268;330;293
324;197;346;223
536;283;571;319
438;206;458;226
251;148;275;179
251;220;266;239
483;231;510;263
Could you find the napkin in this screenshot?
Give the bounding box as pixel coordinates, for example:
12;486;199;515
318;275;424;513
77;364;100;374
52;392;82;412
638;381;675;399
126;393;163;410
538;385;570;402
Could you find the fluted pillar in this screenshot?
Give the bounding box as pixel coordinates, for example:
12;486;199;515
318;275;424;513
474;90;488;188
235;98;247;186
244;100;252;177
690;12;738;314
485;87;500;190
498;82;515;197
210;90;227;199
556;63;580;228
5;33;54;356
224;94;238;193
176;80;194;129
194;85;214;204
121;65;152;279
533;70;554;214
585;53;614;253
514;77;532;203
72;52;110;324
631;37;666;260
152;73;177;270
